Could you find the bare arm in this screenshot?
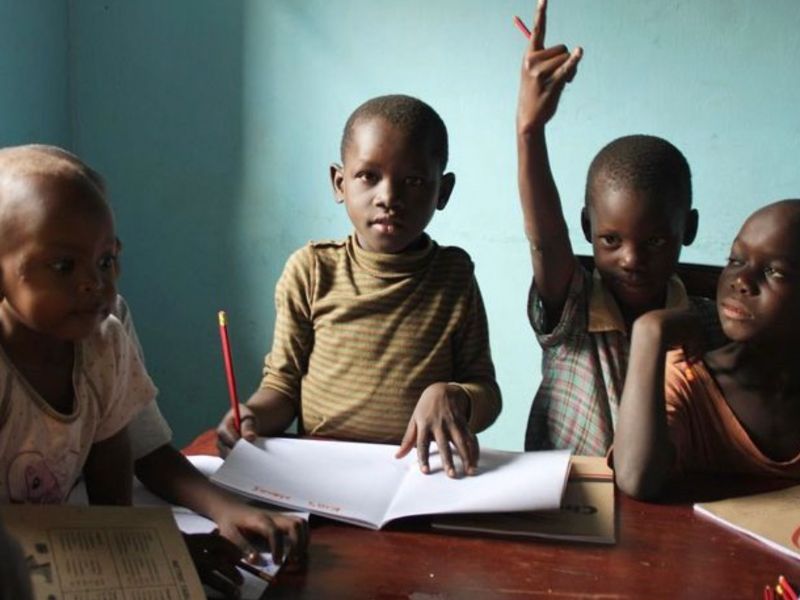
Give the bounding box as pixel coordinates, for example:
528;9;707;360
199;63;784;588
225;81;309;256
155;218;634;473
614;309;702;499
135;444;307;562
517;0;582;322
83;426;133;505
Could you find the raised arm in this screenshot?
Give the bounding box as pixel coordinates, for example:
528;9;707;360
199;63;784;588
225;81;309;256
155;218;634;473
517;0;582;321
614;309;702;499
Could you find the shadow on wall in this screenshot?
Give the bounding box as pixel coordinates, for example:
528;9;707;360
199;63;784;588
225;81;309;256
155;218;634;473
69;1;249;445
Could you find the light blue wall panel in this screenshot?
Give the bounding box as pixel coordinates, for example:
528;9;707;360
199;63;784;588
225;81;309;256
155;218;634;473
62;1;800;448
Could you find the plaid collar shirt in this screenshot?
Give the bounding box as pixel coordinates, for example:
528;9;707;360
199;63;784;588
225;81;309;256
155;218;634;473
524;262;720;455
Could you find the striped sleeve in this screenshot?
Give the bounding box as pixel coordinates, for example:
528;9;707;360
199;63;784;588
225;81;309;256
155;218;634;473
260;247;315;405
451;275;501;432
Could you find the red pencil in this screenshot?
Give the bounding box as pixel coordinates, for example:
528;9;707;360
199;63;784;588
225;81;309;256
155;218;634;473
766;585;775;600
779;576;798;600
513;15;532;40
218;310;242;435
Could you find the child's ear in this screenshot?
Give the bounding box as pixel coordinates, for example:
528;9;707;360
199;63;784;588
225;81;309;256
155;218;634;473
436;172;456;210
329;163;345;204
580;207;592;243
682;208;699;246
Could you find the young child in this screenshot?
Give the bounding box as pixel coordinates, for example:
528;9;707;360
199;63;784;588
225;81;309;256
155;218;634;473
218;94;501;477
517;0;723;455
0;144;154;504
0;145;305;597
614;199;800;499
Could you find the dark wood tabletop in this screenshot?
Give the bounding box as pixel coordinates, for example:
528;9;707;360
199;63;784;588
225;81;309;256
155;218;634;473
185;431;800;599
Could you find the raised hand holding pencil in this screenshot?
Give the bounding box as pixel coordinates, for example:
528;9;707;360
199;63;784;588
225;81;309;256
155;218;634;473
516;0;583;135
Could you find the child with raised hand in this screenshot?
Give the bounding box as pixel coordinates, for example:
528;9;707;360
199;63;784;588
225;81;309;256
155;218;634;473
517;0;723;455
0;144;154;505
218;94;501;478
615;200;800;499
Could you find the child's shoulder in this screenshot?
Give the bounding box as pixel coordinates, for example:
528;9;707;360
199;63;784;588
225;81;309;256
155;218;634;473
282;238;347;271
434;241;471;261
288;238;347;258
85;314;129;354
424;242;480;290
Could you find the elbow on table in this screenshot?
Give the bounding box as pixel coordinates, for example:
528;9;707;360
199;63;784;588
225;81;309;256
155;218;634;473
614;460;667;502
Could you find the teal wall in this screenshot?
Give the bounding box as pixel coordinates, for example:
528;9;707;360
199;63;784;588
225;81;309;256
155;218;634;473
0;1;70;146
2;1;800;449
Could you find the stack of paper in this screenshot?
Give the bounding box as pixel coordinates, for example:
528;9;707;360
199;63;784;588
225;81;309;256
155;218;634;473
432;455;616;544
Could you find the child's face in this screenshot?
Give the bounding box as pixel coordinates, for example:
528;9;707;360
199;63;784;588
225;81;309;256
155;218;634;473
584;179;695;314
331;117;455;254
0;176;119;342
716;203;800;345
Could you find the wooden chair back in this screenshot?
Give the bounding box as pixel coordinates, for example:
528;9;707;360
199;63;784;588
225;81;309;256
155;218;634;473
576;255;722;300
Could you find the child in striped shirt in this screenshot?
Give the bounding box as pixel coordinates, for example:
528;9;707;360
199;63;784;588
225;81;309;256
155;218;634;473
218;94;501;478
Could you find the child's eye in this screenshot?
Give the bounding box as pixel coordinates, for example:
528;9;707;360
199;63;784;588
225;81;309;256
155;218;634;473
98;254;118;271
765;266;785;280
51;259;75;274
647;237;667;248
726;256;744;267
405;176;425;187
355;171;378;184
598;235;620;247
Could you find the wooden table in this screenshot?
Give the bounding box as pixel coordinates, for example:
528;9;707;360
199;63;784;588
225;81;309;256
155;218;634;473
185;431;800;599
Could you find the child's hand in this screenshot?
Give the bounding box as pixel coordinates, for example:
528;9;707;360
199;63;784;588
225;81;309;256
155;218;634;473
396;382;479;478
183;532;244;599
517;0;583;136
214;503;308;567
633;308;707;365
216;404;259;457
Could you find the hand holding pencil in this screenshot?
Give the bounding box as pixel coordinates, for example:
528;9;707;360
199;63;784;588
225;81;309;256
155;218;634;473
215;311;299;457
516;0;583;135
216;311;259;457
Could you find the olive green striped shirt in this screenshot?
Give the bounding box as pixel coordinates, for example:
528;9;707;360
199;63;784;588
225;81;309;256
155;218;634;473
261;234;501;443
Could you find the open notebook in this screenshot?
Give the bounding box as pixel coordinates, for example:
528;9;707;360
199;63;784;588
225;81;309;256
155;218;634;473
212;438;572;529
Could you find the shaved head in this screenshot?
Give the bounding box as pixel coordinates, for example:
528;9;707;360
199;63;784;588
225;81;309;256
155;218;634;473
0;145;109;254
747;199;800;227
740;199;800;257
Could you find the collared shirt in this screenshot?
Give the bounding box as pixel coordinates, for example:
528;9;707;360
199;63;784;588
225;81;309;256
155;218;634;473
525;260;723;455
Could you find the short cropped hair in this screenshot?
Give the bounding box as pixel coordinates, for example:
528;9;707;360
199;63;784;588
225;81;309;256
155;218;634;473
0;145;109;253
0;144;106;197
340;94;449;171
585;135;692;210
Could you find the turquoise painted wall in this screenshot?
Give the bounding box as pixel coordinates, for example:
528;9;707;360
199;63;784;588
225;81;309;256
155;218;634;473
0;0;69;146
3;1;800;449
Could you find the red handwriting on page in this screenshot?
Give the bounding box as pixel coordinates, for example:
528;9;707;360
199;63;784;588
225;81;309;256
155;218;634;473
250;485;292;502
